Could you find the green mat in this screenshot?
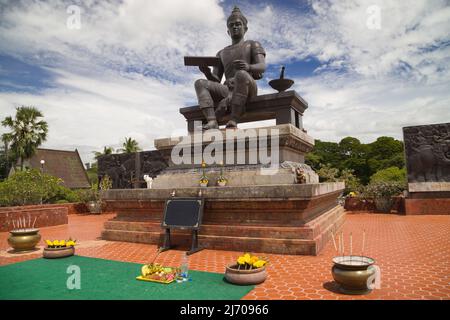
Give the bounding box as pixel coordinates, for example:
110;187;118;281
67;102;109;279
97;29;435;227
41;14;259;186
0;255;254;300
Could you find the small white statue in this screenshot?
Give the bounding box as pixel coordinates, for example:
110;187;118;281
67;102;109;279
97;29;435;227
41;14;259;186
143;175;153;189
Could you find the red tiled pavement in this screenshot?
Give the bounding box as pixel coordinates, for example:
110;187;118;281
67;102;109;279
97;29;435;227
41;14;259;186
1;212;449;300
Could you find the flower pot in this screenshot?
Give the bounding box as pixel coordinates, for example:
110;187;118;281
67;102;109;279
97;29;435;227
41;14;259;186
8;229;41;252
87;201;102;214
225;264;267;285
374;197;394;213
199;182;208;187
332;256;376;295
217;180;227;187
43;246;75;259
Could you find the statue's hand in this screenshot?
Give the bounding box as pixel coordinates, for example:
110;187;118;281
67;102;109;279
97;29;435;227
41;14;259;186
199;64;211;75
233;60;250;72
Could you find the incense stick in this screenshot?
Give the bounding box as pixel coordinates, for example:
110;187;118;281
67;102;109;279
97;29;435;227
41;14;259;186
341;232;344;256
32;217;37;228
338;233;342;256
362;229;366;256
331;231;338;253
350;232;353;264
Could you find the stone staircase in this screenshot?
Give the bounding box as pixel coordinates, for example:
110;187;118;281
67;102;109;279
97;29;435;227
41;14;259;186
101;202;345;255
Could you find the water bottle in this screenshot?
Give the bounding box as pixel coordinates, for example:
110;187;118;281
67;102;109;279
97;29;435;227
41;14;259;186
180;253;189;281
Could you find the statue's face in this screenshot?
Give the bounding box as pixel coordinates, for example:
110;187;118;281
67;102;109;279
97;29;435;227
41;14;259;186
227;17;247;40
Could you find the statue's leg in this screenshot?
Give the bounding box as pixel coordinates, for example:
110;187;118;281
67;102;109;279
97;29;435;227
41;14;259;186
227;70;257;128
195;79;228;130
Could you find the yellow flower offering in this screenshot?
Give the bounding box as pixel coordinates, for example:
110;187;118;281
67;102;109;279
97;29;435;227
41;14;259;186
45;240;53;247
237;256;246;265
53;240;59;246
235;253;268;269
253;260;267;268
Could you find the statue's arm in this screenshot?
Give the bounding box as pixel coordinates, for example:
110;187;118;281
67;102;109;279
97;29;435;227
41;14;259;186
199;65;222;82
249;53;266;75
198;52;223;83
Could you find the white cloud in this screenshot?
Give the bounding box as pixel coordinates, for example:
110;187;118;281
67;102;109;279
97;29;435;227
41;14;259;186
0;0;449;166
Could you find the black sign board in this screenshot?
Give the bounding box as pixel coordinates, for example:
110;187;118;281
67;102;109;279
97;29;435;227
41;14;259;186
162;198;204;230
160;198;204;255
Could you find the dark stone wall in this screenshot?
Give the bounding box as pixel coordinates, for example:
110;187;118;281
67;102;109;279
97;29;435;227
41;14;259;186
98;151;168;189
403;123;450;183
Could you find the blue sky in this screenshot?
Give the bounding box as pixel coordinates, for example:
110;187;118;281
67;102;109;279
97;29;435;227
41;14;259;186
0;0;449;164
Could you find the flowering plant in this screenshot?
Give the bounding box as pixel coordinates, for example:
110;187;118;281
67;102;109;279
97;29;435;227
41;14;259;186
199;161;209;185
217;162;227;184
362;181;405;199
236;253;268;270
45;238;77;248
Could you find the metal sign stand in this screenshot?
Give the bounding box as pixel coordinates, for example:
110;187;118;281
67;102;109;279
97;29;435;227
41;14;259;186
160;198;204;256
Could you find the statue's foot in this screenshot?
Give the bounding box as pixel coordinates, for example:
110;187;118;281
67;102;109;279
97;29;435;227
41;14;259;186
225;120;237;129
202;120;219;130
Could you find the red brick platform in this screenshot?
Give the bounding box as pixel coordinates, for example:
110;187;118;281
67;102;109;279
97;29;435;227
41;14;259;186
101;184;345;255
405;198;450;215
0;204;69;232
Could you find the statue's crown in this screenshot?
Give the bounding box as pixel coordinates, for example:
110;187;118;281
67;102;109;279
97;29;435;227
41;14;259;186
227;6;248;26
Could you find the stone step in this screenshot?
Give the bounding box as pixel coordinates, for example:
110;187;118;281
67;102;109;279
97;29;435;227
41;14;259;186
104;204;345;241
101;229;320;255
104;220;314;239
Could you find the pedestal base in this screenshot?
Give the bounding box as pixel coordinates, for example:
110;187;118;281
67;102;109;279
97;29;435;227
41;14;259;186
101;183;345;255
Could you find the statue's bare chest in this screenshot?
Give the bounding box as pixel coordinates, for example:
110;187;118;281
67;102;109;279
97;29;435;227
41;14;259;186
219;42;252;79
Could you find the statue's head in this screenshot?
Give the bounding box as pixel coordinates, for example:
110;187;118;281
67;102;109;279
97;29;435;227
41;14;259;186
227;6;248;40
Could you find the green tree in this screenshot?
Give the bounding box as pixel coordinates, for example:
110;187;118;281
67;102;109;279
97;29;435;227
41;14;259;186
370;166;407;184
0;147;9;181
86;162;98;185
305;140;341;170
367;137;404;160
317;164;340;182
118;137;141;153
1;106;48;170
0;169;62;206
93;146;114;160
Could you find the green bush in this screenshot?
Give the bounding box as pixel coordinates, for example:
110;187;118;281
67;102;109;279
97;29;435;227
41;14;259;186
362;181;405;199
55;199;69;204
72;188;97;202
370;166;406;184
0;169;63;206
317;165;361;195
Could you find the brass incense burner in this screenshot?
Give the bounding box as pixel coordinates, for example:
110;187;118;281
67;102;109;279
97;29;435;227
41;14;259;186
332;255;376;295
8;228;41;253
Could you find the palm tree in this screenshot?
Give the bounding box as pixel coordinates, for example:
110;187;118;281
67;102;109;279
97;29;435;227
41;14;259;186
1;106;48;170
93;146;114;160
119;137;141;153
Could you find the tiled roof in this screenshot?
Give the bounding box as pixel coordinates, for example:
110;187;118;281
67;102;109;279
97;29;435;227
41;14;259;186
26;148;90;189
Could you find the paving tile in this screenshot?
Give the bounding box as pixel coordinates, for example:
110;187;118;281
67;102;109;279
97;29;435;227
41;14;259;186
1;212;449;300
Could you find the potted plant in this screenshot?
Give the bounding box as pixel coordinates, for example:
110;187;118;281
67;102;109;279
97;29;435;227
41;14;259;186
86;175;112;214
86;183;101;214
199;161;209;187
225;253;268;285
217;162;228;187
43;238;77;258
363;181;405;213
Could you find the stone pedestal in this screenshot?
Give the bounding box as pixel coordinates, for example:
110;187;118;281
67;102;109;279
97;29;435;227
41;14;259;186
101;183;345;255
152;124;318;188
403;123;450;215
405;182;450;215
180;90;308;133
